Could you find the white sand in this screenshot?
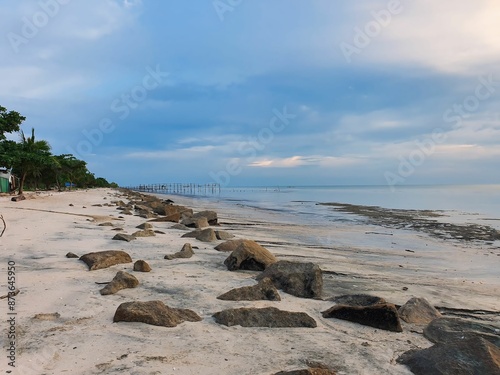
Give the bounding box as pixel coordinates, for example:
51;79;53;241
0;188;498;374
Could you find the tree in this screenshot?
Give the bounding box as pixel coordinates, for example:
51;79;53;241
13;128;52;194
0;106;25;141
54;154;88;190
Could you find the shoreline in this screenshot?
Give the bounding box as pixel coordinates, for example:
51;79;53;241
0;188;498;374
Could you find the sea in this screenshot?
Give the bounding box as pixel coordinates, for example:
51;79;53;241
171;184;500;230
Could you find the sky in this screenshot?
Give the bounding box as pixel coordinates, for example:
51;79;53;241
1;0;500;187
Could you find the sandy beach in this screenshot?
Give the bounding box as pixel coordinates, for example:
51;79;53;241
0;188;499;375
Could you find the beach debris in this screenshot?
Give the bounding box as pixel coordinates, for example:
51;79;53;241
100;271;139;295
112;233;136;242
224;240;277;271
113;300;201;327
397;336;500;375
66;252;79;258
32;312;61;321
136;222;153;230
398;297;442;324
131;229;156;237
182;228;217;242
213;307;316;328
11;194;25;202
217;277;281;301
80;250;133;271
322;303;403;332
214;239;250;252
424;317;500;347
215;230;234;240
133;260;152;272
257;261;322;299
164;243;194;260
0;215;6;237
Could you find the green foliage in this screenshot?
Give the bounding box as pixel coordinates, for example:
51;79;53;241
0;106;26;141
1;105;117;192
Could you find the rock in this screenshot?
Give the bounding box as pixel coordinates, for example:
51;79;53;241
195;228;217;242
398;297;441;324
215;230;234;240
397;336;500;375
424;317;500;347
164;243;194;260
11;194;25;202
322;303;403;332
154;230;165;234
224;241;277;271
138;211;157;219
66;252;79;258
148;213;180;222
32;312;61;321
122;209;133;215
69;203;74;206
181;229;201;238
131;229;156;237
113;300;202;327
257;261;322;299
133;260;151;272
213;307;316;328
136;222;153;230
98;222;114;227
192;210;218;225
217;278;281;301
214;239;249;252
182;216;209;228
112;227;124;231
80;250;133;271
112;233;136;242
134;204;152;213
170;223;190;230
100;271;139;295
274;368;336;375
329;294;386;306
92;204;103;207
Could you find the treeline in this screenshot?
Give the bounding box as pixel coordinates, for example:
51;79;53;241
0;105;118;194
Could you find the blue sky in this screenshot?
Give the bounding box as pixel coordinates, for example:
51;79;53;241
1;0;500;187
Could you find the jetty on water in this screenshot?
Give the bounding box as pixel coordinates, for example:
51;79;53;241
126;183;221;196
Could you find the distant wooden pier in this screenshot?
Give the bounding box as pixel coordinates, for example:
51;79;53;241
126;183;221;196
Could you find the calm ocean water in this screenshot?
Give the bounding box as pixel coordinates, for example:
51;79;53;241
175;185;500;229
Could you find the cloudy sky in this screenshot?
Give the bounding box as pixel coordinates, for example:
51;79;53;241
1;0;500;187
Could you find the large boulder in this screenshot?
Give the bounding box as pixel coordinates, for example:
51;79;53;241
397;336;500;375
398;297;441;324
192;210;218;225
80;250;132;271
164;243;194;260
329;294;386;306
217;278;281;301
113;300;202;327
224;241;277;271
136;222;154;230
133;260;152;272
322;303;403;332
182;216;209;229
131;229;156;237
215;230;234;240
213;307;316;328
214;239;249;252
256;261;322;299
100;271;139;295
195;228;217;242
424;317;500;347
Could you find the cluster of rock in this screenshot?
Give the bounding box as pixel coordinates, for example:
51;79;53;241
65;189;499;374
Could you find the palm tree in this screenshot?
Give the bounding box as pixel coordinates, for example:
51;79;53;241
15;128;52;194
